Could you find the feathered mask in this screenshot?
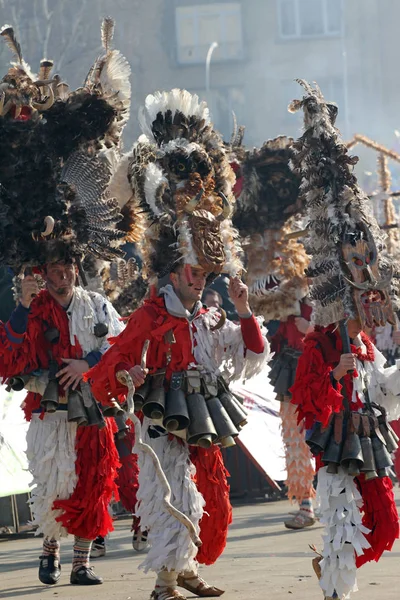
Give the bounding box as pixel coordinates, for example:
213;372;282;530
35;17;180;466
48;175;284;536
126;89;243;280
233;136;308;321
0;18;131;273
289;80;395;329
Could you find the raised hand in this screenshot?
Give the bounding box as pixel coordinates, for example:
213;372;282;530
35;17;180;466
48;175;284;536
20;275;39;309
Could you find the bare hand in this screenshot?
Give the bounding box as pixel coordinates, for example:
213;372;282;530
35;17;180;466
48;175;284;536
57;358;89;391
20;275;39;309
229;276;250;315
332;353;356;381
129;365;149;387
393;330;400;346
294;317;310;335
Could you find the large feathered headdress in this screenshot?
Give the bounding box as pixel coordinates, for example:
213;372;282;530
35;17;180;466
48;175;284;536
289;80;395;328
125;89;242;281
232;136;309;321
0;18;133;273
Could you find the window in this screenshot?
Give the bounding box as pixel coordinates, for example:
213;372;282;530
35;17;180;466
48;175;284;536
278;0;343;39
175;3;243;65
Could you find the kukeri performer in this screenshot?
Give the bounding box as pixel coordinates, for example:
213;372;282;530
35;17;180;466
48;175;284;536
289;80;400;600
232;136;316;528
0;19;135;585
86;89;270;600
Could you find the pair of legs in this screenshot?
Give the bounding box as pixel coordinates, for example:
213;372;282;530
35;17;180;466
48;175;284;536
27;412;118;586
39;536;101;585
280;399;316;529
136;421;229;600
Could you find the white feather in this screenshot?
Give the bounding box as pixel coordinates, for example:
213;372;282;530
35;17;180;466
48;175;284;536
144;162;168;216
107;151;133;208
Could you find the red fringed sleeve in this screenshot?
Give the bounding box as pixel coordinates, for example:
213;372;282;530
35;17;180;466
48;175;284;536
86;303;157;405
190;446;232;565
356;475;400;567
290;339;344;429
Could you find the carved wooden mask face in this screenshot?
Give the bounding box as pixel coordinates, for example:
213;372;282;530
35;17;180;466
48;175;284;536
188;209;225;273
340;227;394;328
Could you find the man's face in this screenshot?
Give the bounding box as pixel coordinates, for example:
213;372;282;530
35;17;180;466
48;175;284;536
44;262;76;301
347;318;362;339
204;292;220;309
171;265;208;305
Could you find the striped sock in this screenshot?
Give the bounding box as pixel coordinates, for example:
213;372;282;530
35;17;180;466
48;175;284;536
299;497;315;518
72;537;92;572
42;537;60;561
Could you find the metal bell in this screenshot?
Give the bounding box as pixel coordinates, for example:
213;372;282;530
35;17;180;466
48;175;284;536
341;432;364;476
67;389;88;426
114;414;129;439
102;399;124;417
323;438;343;473
40;378;59;413
231;393;249;419
142;371;166;420
186;393;217;448
8;373;32;392
378;417;398;453
84;400;106;429
323;413;345;472
219;391;247;428
133;377;151;412
207;396;239;446
360;436;378;480
371;435;393;475
306;420;333;456
163;372;189;432
80;381;106;429
219;436;236;448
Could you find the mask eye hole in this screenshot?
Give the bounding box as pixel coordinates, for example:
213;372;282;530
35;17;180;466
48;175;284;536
352;256;364;267
177;163;186;172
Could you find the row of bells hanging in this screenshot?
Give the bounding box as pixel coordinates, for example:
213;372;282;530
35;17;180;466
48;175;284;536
306;409;399;479
8;367;117;429
132;370;248;449
7;324;112;429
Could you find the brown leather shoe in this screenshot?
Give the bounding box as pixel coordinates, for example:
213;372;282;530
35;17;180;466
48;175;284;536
177;574;224;597
151;587;187;600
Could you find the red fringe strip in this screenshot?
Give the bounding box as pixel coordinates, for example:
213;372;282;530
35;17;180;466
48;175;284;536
290;343;344;429
190;446;232;565
115;424;139;514
356;475;400;567
53;419;120;539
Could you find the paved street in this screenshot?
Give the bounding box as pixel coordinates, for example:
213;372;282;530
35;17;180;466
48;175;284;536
1;493;399;600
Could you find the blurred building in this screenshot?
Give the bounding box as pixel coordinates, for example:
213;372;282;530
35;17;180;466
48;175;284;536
1;0;400;179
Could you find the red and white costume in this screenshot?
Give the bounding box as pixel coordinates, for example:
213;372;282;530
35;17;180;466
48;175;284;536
0;288;123;541
291;326;400;599
88;284;269;575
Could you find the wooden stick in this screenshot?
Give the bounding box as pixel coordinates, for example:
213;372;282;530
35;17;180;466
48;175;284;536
116;367;202;548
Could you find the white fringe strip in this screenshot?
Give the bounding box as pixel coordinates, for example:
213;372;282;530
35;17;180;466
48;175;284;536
26;413;78;539
317;467;371;599
280;401;315;503
135;418;205;574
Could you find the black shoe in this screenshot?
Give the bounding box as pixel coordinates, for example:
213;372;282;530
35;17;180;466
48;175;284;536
38;554;61;585
70;566;103;585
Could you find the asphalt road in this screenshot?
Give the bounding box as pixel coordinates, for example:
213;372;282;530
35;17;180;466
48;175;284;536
1;492;399;600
